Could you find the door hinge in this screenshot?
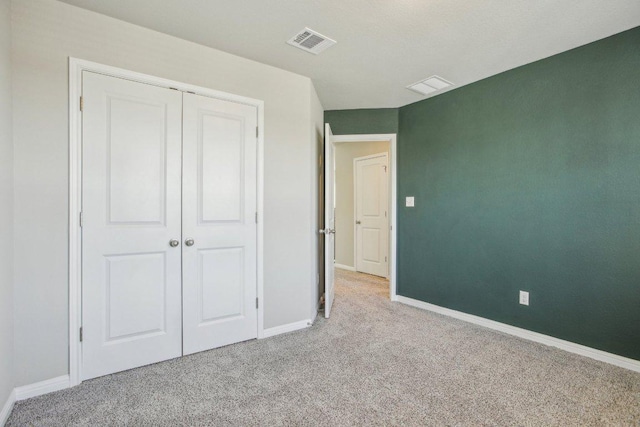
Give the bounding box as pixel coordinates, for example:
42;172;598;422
385;256;387;263
383;165;387;172
79;96;83;112
255;212;258;224
256;127;259;138
79;327;83;342
79;211;83;227
256;298;259;309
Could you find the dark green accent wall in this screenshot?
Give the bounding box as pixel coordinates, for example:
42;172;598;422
398;27;640;360
325;108;398;135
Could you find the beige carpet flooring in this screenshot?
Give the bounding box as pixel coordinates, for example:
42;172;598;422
7;269;640;426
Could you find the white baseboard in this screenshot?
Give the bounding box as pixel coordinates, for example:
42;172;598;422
334;263;355;272
261;319;312;339
14;375;70;401
0;389;15;427
396;296;640;373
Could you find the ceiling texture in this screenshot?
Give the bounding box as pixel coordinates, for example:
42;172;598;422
59;0;640;110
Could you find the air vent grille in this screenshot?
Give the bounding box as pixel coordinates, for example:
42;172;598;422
300;35;325;50
407;76;454;96
293;31;311;44
287;28;336;55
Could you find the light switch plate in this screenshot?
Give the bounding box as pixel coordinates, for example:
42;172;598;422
519;291;529;306
406;197;415;207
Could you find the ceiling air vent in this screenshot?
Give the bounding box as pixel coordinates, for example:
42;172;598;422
407;76;454;96
287;28;336;55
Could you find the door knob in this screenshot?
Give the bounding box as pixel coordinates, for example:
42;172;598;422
356;220;361;224
185;238;195;247
169;239;180;247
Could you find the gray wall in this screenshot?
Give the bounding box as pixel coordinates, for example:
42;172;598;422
335;141;390;268
12;0;317;386
0;0;14;409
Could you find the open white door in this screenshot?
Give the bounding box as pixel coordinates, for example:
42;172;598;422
323;124;336;318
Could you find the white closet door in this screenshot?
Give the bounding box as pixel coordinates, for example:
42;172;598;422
182;93;258;355
82;72;183;380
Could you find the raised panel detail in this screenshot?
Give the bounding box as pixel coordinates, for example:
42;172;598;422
105;252;166;341
362;228;381;262
199;247;244;324
362;164;380;217
199;112;244;223
108;96;167;224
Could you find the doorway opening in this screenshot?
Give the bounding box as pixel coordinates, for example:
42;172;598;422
321;130;397;319
337;148;389;278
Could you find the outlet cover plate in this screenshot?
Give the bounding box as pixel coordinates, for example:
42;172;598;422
519;290;529;306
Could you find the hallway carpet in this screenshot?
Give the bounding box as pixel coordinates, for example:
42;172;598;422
7;270;640;426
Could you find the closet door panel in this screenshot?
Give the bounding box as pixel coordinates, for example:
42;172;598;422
182;93;258;355
82;71;183;380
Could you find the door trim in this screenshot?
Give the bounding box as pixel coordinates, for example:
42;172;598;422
329;133;398;301
353;152;389;278
68;57;265;387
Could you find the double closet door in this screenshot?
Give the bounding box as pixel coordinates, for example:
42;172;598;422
81;72;258;380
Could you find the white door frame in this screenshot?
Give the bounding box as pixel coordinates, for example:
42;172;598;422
330;134;397;301
68;58;265;387
353;152;389;278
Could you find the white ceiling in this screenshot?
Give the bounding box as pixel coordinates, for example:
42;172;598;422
58;0;640;110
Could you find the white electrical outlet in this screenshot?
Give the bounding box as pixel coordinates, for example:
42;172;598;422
519;291;529;306
406;196;415;207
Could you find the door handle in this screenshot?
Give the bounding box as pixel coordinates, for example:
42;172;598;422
185;238;195;247
356;220;361;224
319;228;336;234
169;239;180;247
